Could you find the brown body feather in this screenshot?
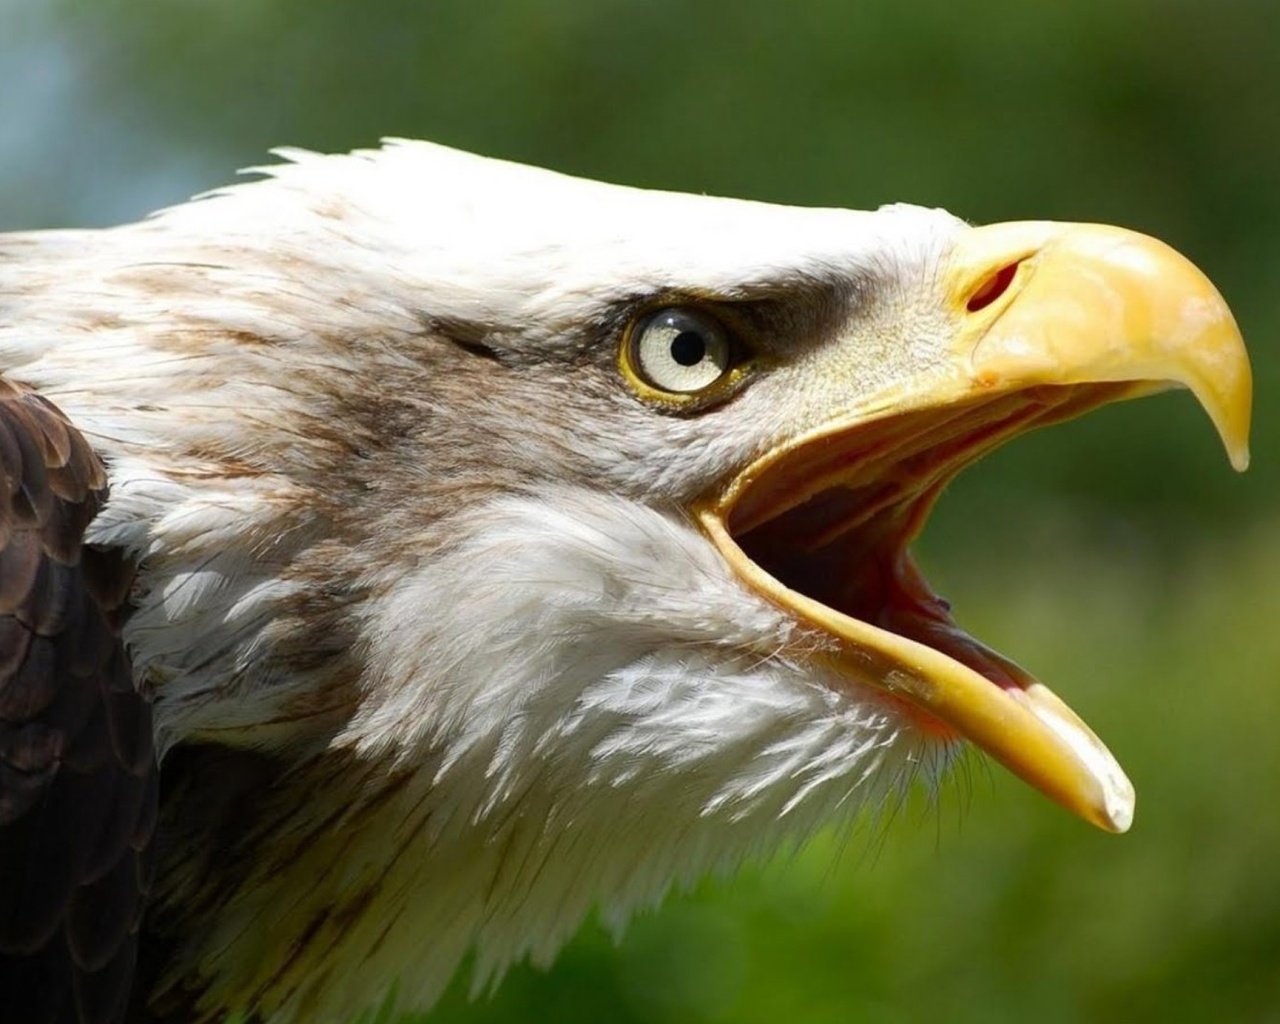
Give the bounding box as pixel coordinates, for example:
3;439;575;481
0;382;156;1024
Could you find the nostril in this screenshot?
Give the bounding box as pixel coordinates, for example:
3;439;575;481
966;261;1021;313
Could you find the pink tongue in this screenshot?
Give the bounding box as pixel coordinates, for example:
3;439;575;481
878;552;1031;694
735;487;1036;698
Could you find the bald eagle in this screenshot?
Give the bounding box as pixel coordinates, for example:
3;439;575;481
0;141;1251;1023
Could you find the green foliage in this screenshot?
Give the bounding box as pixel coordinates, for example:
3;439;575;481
1;1;1275;1020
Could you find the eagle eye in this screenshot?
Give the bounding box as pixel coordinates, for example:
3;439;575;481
624;306;736;397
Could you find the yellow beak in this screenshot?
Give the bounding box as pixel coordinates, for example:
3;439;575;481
699;222;1252;833
957;221;1250;470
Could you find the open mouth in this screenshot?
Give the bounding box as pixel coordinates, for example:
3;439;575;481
697;385;1144;832
694;219;1252;833
730;385;1136;707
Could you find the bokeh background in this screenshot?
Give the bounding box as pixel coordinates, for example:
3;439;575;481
3;1;1278;1021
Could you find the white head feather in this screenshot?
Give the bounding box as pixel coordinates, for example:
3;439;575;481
0;141;967;1021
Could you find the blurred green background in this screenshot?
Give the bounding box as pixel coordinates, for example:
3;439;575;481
3;0;1277;1021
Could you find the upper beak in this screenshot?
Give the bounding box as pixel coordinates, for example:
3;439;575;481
955;221;1250;471
698;221;1252;833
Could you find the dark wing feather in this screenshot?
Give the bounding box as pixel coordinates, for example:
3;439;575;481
0;381;156;1024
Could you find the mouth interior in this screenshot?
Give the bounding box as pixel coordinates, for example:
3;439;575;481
727;384;1133;701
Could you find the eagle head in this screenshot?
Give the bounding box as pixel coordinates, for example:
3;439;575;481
0;141;1251;1022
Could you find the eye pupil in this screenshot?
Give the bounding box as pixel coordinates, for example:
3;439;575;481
670;331;706;367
